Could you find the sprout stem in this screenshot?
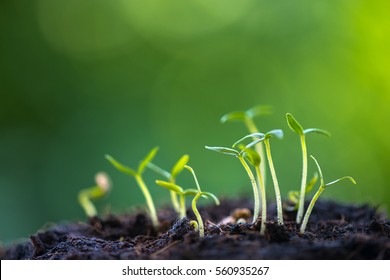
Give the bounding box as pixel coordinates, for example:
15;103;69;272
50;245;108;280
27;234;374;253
179;194;186;219
238;156;260;224
264;139;283;225
245;118;267;188
78;190;97;217
135;174;159;228
192;192;204;237
296;135;308;224
255;165;266;235
300;186;324;234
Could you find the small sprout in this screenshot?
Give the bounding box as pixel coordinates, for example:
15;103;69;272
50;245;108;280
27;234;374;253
286;113;331;224
299;156;356;234
185;165;220;238
221;105;272;187
78;172;112;217
234;129;284;225
287;173;318;210
148;155;190;216
205;146;260;224
105;147;159;228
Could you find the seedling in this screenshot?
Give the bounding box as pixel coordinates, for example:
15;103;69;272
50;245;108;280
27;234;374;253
299;155;356;234
78;172;111;217
156;165;220;237
148;154;190;216
286;113;331;224
205;145;267;235
105;147;159;227
221;105;272;186
185;165;220;238
287;173;318;211
233;129;284;225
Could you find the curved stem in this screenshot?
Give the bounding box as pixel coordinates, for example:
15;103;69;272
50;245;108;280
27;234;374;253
300;186;324;234
264;139;283;225
296;135;307;224
238;156;260;224
245;118;266;188
255;166;266;235
135;175;159;228
192;192;204;237
78;191;97;217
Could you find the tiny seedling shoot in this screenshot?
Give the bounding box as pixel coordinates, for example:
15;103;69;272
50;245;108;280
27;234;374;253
105;147;159;228
147;154;189;218
233;129;284;225
286;113;331;224
220;105;272;186
78;172;111;217
300;155;356;234
184;165;220;238
205;145;267;235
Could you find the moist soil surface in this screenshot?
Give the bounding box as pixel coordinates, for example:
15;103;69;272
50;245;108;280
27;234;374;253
1;199;389;260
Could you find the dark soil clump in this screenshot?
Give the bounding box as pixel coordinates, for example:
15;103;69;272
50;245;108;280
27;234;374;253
1;199;389;260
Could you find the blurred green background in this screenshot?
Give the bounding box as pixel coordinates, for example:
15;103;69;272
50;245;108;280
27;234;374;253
1;0;389;244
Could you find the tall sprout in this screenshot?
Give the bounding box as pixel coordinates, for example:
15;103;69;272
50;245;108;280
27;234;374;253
286;113;330;224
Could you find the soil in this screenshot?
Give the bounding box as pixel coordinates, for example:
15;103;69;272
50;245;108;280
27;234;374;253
1;199;389;260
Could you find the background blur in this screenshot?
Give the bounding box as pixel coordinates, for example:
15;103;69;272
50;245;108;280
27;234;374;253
1;0;389;244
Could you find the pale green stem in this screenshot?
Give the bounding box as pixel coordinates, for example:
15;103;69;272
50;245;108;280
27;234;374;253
135;175;159;228
255;166;266;235
169;177;181;215
238;156;260;224
245;117;267;188
296;135;307;224
179;194;186;219
264;139;283;225
78;191;97;217
192;192;204;237
300;186;324;234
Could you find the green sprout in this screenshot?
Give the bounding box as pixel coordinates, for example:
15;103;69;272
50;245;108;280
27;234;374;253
148;154;190;217
221;105;272;186
286;113;331;224
299;155;356;234
156;165;220;237
205;145;267;235
78;172;112;217
185;165;220;238
287;173;318;211
233;129;284;225
105;147;159;227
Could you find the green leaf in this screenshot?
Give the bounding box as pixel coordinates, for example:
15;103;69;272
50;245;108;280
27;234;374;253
200;191;220;206
265;129;284;140
147;162;171;179
303;128;331;137
232;133;265;148
220;111;246;123
325;176;356;188
182;189;199;196
288;190;299;205
286;113;304;135
205;146;239;156
138;146;159;174
241;148;261;166
105;155;137;177
171;154;190;179
306;172;319;194
310;155;324;187
155;180;183;194
246;105;273;118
